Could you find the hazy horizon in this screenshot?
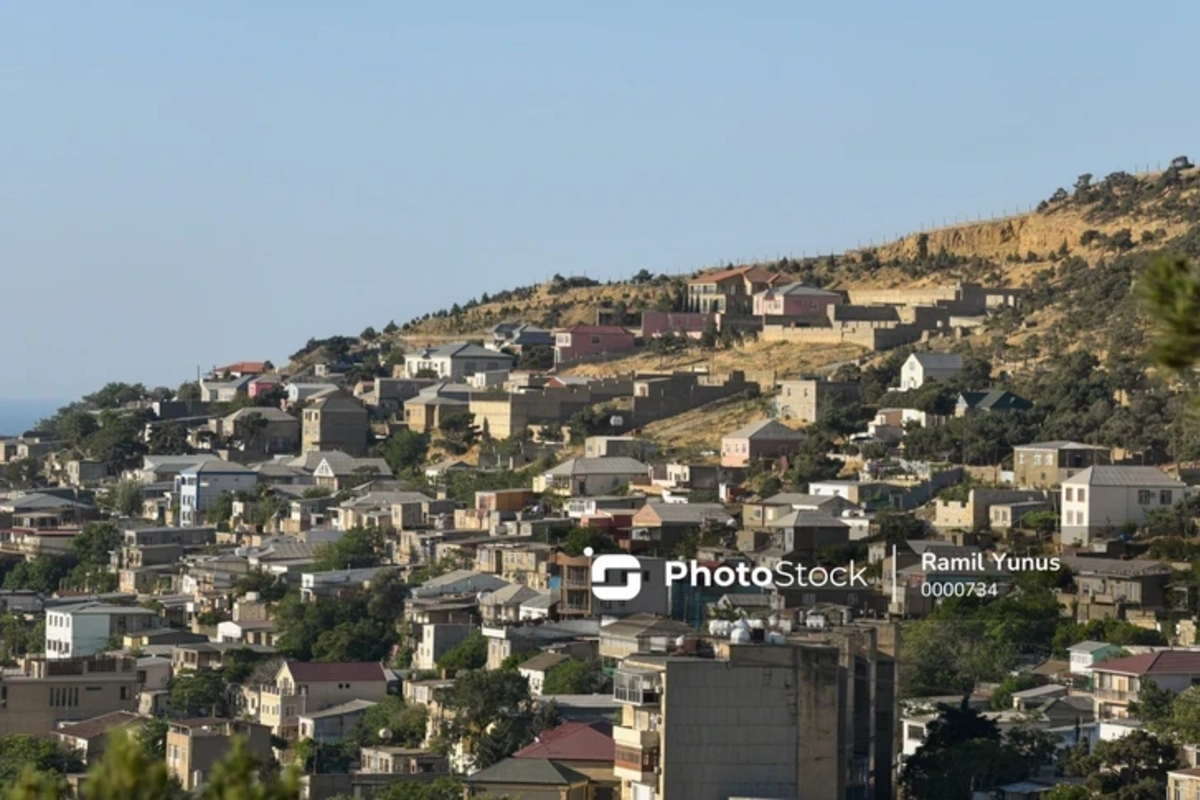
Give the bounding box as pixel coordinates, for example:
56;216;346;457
5;1;1200;400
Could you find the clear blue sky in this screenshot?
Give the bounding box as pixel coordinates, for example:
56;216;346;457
3;1;1197;400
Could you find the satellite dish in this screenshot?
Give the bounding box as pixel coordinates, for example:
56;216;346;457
378;728;393;742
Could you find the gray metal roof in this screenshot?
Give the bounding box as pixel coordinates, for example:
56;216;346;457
724;418;805;441
545;457;648;477
1063;466;1185;488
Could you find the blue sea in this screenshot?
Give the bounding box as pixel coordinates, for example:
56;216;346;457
0;399;65;437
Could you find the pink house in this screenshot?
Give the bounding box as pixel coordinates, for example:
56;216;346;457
640;310;715;339
554;325;637;364
247;375;283;399
753;283;843;321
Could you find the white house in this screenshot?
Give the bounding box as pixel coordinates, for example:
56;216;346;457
176;460;258;527
518;652;570;697
1068;640;1124;675
899;353;964;391
403;343;515;381
45;603;159;660
1060;466;1187;546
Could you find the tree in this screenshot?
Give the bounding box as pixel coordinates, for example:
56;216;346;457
53;409;99;446
199;735;301;800
517;345;554;371
377;429;429;473
559;527;619;557
436;631;487;672
70;522;120;569
1063;729;1178;796
437;412;478;455
989;674;1038;711
361;326;378;341
311;526;384;571
168;669;229;717
372;778;464;800
3;558;71;595
900;702;1029;799
1129;678;1175;726
1143;254;1200;373
233;571;289;602
0;734;84;787
207;491;235;527
541;658;607;695
353;697;428;748
147;422;191;455
83;383;146;409
1;459;42;490
175;381;202;401
100;481;143;517
440;670;532;744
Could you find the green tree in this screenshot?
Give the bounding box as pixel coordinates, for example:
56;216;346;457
377;429;429;473
1062;729;1178;796
311;526;385;571
83;383;147;409
559;527;619;557
541;658;607;695
989;674;1038;711
71;521;121;568
0;734;84;788
233;571;289;602
207;491;235;526
199;735;301;800
0;459;42;490
168;669;229;717
53;409;99;447
899;702;1028;799
352;696;428;748
440;670;532;745
100;481;143;517
3;558;71;595
437;412;478;455
436;631;487;671
1129;678;1175;726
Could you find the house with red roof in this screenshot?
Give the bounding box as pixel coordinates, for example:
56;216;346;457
242;660;390;742
1090;650;1200;720
513;720;616;786
553;324;637;364
687;265;786;315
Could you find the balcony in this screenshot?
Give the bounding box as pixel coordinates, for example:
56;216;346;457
614;742;660;783
614;724;659;750
614;670;661;706
1095;688;1133;703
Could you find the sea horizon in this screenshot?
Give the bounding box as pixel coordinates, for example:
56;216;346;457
0;398;66;436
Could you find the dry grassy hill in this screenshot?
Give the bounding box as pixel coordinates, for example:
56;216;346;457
287;158;1200;449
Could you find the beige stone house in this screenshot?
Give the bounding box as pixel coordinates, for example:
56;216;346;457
302;393;369;456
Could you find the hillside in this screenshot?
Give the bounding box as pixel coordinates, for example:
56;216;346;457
282;157;1200;453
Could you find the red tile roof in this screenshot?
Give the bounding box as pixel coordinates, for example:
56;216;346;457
513;721;614;762
1090;650;1200;676
284;661;387;683
215;361;267;374
688;265;784;286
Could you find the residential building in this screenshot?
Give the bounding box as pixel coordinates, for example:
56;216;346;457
301;393;369;456
584;436;656;461
464;759;591;799
742;492;858;530
0;655;139;735
629;503;733;554
535;457;648;497
599;615;693;673
519;652;572;696
1068;641;1124;675
1061;466;1188;545
775;379;861;423
214;407;300;456
45;603;160;660
166;718;272;791
176;460;257;527
403;342;515;380
933;489;1047;532
1060;556;1172;619
412;622;475;671
512;720;616;787
308;453;393;490
490;322;555;352
358;745;449;776
1090;651;1200;719
687;265;785;315
720;418;805;468
899;352;964;390
753;283;843;321
554;325;637;364
1168;768;1200;800
296;698;377;743
611;643;844;800
639;310;714;339
285;382;339;404
243;660;389;742
137;454;224;484
49;710;146;764
954;389;1033;416
1012;441;1111;489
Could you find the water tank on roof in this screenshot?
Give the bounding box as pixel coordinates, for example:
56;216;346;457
234;548;247;557
767;632;787;645
731;627;752;644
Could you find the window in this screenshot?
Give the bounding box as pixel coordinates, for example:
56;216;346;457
1161;490;1173;505
591;336;601;345
1065;488;1073;501
1017;453;1025;465
1033;454;1042;466
1066;511;1073;524
120;686;129;700
1137;490;1153;505
1078;489;1086;502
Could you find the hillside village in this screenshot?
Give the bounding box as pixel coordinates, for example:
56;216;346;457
6;163;1200;799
